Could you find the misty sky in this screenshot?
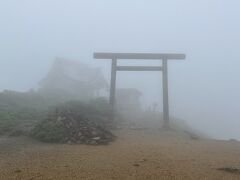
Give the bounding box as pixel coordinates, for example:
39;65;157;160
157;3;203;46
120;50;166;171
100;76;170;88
0;0;240;139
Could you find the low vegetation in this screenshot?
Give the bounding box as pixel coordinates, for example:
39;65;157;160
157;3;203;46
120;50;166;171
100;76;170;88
0;90;110;138
0;89;204;143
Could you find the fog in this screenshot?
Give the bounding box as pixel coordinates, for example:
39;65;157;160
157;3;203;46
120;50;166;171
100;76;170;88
0;0;240;140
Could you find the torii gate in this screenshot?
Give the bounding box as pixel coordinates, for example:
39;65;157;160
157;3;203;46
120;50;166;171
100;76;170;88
94;52;186;129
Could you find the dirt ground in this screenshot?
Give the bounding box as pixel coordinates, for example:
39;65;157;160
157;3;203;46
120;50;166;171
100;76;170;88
0;129;240;180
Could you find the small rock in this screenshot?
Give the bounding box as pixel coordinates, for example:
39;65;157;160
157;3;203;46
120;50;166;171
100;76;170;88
139;158;147;163
133;163;140;167
92;137;101;140
89;140;97;145
14;169;22;173
91;131;98;136
57;116;63;121
217;167;240;174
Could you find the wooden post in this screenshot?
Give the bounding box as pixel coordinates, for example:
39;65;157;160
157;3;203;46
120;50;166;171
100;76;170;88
162;59;170;129
109;58;117;121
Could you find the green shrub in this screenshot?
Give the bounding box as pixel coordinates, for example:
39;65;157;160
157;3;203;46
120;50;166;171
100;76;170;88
30;119;68;143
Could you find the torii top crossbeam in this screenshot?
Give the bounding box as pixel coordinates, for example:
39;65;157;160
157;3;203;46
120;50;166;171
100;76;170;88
94;52;185;60
94;52;186;129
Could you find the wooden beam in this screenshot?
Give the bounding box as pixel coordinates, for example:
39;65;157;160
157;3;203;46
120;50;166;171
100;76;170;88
109;58;117;121
117;66;162;71
94;52;186;60
162;59;170;129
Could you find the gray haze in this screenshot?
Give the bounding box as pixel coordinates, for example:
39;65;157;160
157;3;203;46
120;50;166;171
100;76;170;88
0;0;240;139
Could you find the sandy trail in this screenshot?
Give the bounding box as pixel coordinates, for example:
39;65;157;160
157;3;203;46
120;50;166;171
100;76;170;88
0;129;240;180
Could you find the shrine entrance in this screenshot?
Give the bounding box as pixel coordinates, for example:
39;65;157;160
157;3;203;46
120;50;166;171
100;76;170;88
94;53;186;129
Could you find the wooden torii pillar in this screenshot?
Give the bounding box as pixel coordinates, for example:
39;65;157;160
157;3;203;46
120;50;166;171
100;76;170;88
94;53;186;129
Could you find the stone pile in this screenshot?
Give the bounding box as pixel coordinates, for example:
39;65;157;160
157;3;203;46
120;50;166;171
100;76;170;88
57;110;114;145
31;104;115;145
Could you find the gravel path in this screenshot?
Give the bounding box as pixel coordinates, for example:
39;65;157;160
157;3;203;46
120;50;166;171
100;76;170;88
1;129;240;180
